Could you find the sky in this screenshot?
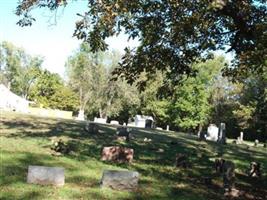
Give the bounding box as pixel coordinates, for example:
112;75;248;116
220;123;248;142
0;0;138;77
0;1;234;78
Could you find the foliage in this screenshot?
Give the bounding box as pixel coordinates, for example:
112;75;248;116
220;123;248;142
1;111;267;200
65;43;108;118
233;103;255;131
15;0;267;83
0;41;42;98
237;67;267;140
139;56;226;131
29;70;78;111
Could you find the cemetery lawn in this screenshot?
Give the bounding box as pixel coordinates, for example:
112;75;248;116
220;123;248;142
1;111;266;200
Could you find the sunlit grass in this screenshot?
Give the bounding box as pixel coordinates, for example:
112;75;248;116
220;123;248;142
0;111;266;200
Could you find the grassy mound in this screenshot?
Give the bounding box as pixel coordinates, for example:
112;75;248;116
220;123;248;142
0;111;266;200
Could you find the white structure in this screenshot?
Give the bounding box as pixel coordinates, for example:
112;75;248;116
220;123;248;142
134;115;154;128
94;117;107;124
110;120;119;125
206;124;219;142
0;84;29;113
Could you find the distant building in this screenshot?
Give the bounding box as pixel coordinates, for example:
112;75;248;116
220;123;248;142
134;115;154;128
0;84;29;113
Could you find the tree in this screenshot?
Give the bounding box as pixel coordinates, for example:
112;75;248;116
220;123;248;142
234;66;267;141
16;0;266;83
169;56;227;132
99;51;140;121
137;70;170;127
65;43;107;120
29;69;78;111
0;41;42;98
233;103;255;131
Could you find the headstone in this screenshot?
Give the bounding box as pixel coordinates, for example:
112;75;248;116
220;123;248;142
249;162;261;177
214;159;235;191
145;119;153;128
218;123;226;144
117;127;131;141
94;117;106;124
27;165;64;186
110;120;119;125
101;146;134;163
240;132;244;141
157;148;164;153
206;124;219;142
199;131;206;141
224;188;241;198
143;137;152;142
254;139;259;147
77;110;85;120
166;125;170;131
85;122;99;134
100;170;139;191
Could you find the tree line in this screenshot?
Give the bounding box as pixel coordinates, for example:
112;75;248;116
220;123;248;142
0;41;266;141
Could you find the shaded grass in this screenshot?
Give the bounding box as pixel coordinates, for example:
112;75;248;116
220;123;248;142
0;111;266;200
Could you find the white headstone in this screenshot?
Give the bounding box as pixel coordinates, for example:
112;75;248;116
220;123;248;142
218;123;226;144
240;132;243;141
94;117;106;124
206;124;219;142
166;125;170;131
100;170;139;191
27;165;64;186
110;120;119;125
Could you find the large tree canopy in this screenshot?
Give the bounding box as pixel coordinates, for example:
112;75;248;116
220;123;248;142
15;0;266;82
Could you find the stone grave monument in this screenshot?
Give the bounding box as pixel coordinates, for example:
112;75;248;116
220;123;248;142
206;124;219;142
101;146;134;163
218;123;226;144
100;170;139;191
27;165;65;186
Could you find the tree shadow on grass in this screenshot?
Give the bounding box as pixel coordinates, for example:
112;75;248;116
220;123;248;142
1;114;267;200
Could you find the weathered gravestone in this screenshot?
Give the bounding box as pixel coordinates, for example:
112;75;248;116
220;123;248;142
249;162;261;177
110;120;119;125
94;117;106;124
116;127;131;141
214;158;235;191
27;165;64;186
236;132;244;144
85;122;99;134
218;123;226;144
198;131;206;141
166;125;170;131
206;124;219;142
240;132;244;142
254;139;259;147
101;146;134;163
100;170;139;191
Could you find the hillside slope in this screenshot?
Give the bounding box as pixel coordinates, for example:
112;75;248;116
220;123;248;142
0;111;266;200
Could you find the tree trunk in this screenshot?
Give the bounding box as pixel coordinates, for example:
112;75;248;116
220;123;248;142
197;124;203;137
99;108;103;118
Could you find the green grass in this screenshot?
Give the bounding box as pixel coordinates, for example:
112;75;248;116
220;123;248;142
0;111;266;200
